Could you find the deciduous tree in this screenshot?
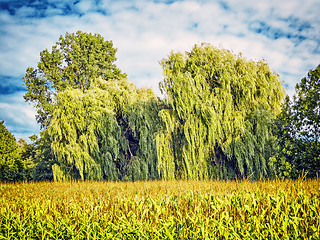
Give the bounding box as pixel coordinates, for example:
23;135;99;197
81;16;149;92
0;121;23;181
23;31;126;128
48;78;162;181
274;64;320;178
157;44;285;180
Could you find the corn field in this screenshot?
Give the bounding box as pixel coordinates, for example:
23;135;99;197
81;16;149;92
1;178;319;239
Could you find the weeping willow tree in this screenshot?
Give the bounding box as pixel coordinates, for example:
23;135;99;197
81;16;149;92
157;43;285;180
48;78;161;181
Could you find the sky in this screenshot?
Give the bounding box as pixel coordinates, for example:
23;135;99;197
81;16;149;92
0;0;319;142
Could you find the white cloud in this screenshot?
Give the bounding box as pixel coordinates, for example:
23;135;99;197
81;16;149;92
74;0;93;13
0;92;40;141
14;6;36;17
45;6;64;16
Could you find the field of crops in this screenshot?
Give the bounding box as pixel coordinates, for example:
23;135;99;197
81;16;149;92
0;178;319;239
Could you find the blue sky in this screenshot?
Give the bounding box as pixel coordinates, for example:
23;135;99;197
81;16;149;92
0;0;319;141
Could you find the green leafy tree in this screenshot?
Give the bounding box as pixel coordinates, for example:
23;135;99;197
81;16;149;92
0;121;24;181
17;138;35;180
157;44;285;180
19;133;57;181
294;64;320;143
269;96;295;178
274;64;320;178
48;78;162;181
33;132;58;181
23;31;126;128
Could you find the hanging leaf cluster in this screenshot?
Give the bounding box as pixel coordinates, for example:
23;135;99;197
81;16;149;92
157;43;285;180
48;78;162;181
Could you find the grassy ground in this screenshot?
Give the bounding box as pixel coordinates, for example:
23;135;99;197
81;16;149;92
0;178;319;239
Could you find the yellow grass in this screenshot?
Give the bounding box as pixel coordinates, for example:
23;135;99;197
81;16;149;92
1;178;319;239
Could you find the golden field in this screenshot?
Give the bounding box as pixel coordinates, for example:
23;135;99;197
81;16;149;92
0;178;319;239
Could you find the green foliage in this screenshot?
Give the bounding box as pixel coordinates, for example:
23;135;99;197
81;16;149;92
294;64;320;143
17;138;35;180
23;32;292;181
274;64;320;178
0;121;24;181
0;122;55;182
23;31;126;128
23;30;162;181
47;78;162;181
24;133;57;181
158;44;285;180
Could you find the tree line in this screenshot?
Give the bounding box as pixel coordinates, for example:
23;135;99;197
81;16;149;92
1;31;319;181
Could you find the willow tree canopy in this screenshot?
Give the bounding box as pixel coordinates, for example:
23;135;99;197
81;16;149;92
48;78;162;181
157;43;285;180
